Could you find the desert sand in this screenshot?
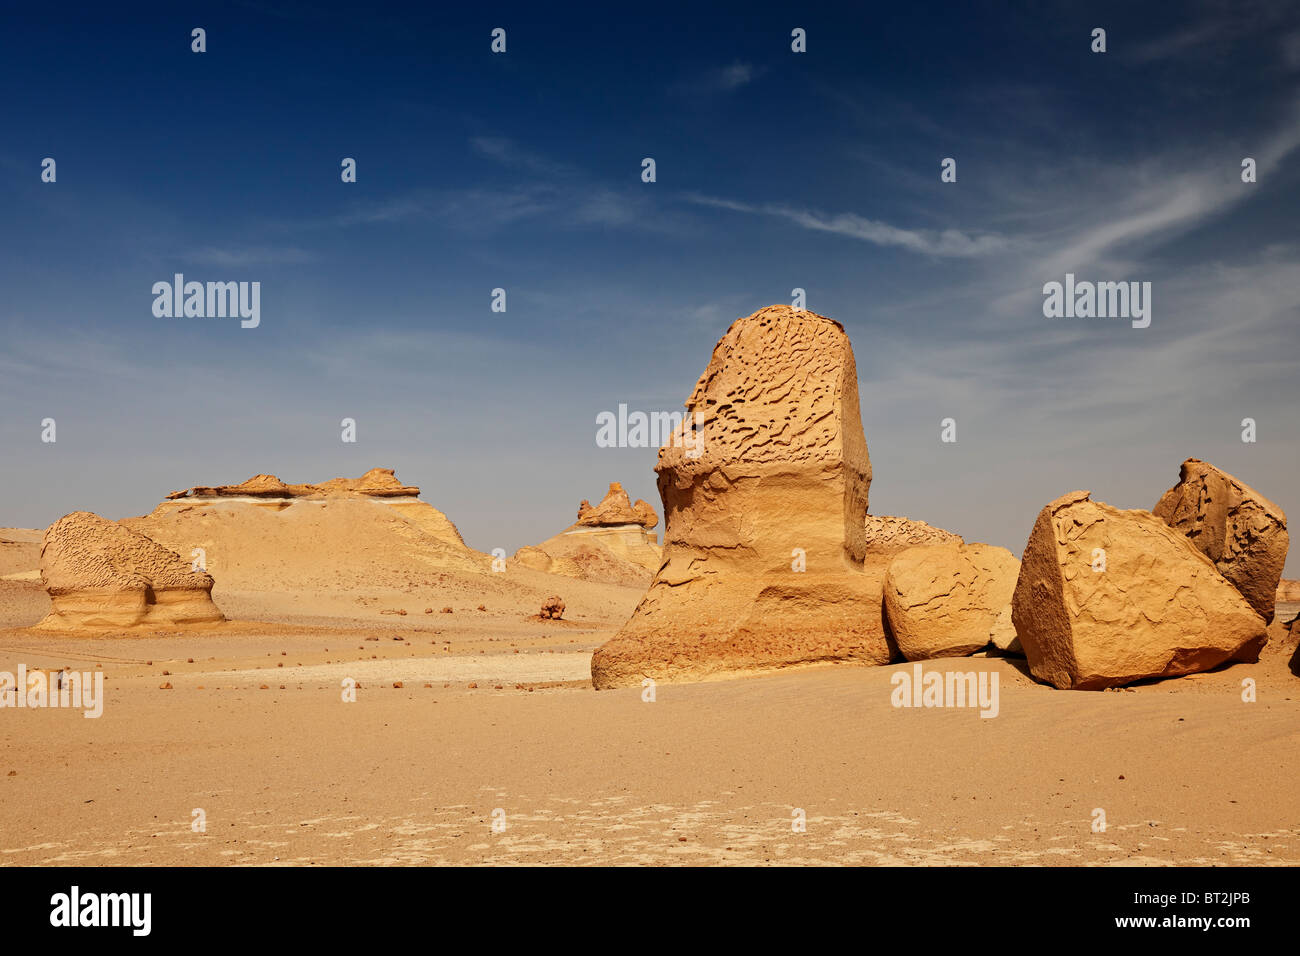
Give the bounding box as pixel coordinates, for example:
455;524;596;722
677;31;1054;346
0;594;1296;865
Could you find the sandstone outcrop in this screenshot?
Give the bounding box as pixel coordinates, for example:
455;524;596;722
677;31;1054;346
126;468;483;591
1277;580;1300;603
883;543;1020;660
1012;491;1267;690
168;467;422;501
576;482;658;530
37;511;225;629
541;596;565;620
1153;458;1289;623
864;515;963;553
513;482;662;586
592;304;889;688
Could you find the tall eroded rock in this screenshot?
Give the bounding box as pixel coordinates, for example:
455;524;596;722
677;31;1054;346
591;305;888;688
1012;491;1267;690
1153;458;1289;623
38;511;225;629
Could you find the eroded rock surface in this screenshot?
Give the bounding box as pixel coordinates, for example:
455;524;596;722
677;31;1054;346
38;511;224;629
592;305;888;688
1012;491;1267;690
1154;458;1289;623
883;543;1019;660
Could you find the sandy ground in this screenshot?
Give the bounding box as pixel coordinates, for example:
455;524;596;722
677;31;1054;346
1;546;1297;865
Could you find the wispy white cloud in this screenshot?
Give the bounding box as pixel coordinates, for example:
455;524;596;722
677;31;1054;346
684;193;1012;257
183;245;316;267
673;61;766;96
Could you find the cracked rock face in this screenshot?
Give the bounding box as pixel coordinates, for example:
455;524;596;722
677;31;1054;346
38;511;225;630
883;543;1019;660
1153;458;1289;624
591;305;888;689
1012;491;1267;690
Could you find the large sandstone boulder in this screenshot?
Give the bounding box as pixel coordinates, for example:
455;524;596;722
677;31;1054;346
1012;491;1267;690
38;511;225;629
592;305;888;688
1153;458;1289;623
883;543;1019;660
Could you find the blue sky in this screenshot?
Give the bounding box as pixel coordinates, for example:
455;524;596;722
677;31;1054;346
2;0;1298;573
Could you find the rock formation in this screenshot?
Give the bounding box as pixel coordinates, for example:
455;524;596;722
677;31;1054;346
168;467;421;500
592;304;889;688
1153;458;1289;623
126;468;484;591
1277;579;1300;603
1012;491;1267;690
883;543;1019;660
513;482;662;586
864;515;963;553
540;596;565;620
576;482;658;530
37;511;225;629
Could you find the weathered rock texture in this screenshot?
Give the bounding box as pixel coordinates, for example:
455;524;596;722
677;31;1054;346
1153;458;1289;623
864;515;964;553
883;543;1020;660
1012;491;1267;690
592;305;888;688
576;482;658;530
1277;580;1300;603
38;511;224;629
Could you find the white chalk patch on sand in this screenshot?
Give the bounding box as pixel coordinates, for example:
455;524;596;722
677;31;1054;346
222;653;592;685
